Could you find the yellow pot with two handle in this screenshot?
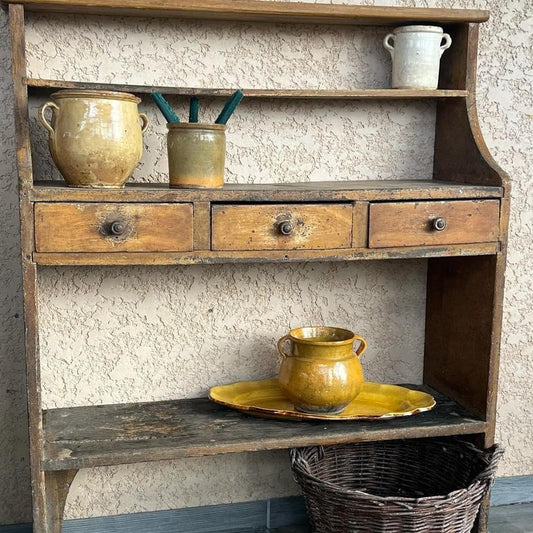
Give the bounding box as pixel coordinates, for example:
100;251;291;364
277;326;367;415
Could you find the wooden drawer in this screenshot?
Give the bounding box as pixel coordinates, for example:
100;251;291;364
369;200;500;248
211;203;353;251
35;203;193;253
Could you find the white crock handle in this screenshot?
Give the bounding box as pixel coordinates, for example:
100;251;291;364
383;33;395;55
440;33;452;55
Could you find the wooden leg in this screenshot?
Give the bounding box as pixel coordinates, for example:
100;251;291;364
471;490;491;533
41;470;78;533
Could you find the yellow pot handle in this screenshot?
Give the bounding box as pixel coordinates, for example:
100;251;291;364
39;101;59;135
139;113;149;134
277;334;291;358
353;335;367;358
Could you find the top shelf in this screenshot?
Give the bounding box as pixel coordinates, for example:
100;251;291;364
4;0;489;25
26;79;469;100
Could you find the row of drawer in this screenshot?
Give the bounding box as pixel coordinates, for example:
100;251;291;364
34;200;500;253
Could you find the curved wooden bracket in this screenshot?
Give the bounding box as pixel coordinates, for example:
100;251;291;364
433;23;510;193
43;470;78;533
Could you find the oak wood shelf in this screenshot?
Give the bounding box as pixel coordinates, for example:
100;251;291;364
3;0;490;25
27;78;470;100
31;180;502;203
42;385;486;472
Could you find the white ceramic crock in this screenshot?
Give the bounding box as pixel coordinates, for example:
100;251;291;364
383;25;452;90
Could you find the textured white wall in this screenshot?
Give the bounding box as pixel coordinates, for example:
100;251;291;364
0;0;531;525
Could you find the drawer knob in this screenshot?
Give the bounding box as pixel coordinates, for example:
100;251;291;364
109;221;126;236
278;221;294;236
432;217;447;231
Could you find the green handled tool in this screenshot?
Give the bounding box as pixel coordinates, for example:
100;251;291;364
215;90;244;125
151;92;180;123
189;96;199;123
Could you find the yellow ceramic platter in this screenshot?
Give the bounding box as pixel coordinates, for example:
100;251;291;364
209;379;435;421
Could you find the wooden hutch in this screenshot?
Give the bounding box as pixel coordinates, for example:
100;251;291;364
3;1;509;532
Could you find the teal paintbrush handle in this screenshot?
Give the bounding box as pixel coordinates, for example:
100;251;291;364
215;90;244;125
189;97;199;123
151;93;180;123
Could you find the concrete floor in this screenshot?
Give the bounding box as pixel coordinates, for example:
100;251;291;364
268;503;533;532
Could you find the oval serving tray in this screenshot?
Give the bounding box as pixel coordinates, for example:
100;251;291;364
209;379;435;421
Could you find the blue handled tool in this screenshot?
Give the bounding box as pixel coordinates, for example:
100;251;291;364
189;96;199;123
215;90;244;125
151;92;180;123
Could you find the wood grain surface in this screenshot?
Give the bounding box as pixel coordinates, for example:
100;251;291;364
35;203;193;252
30;180;503;204
212;203;353;251
369;200;500;248
26;79;470;99
2;0;490;24
32;242;500;266
42;385;486;471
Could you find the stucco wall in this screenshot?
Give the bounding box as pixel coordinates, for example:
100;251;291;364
0;0;531;525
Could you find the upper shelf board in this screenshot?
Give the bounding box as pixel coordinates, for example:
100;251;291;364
27;79;469;100
4;0;489;25
31;180;503;203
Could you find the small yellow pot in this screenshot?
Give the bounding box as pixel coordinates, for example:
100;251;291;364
167;123;226;188
277;326;367;414
39;90;148;188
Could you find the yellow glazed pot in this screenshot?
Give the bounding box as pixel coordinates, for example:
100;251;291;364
167;123;226;188
39;90;149;188
277;326;367;414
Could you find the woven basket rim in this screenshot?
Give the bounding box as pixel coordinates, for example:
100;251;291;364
291;440;503;506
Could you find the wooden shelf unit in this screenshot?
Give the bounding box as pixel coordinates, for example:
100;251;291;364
5;2;509;533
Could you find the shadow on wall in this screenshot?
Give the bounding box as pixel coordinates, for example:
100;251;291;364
0;9;31;526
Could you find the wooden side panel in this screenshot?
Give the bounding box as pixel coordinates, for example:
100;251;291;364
424;255;500;420
369;200;499;248
438;23;470;91
211;203;354;251
434;24;509;189
35;203;193;252
8;5;49;532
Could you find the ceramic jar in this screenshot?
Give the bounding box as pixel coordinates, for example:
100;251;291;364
167;123;226;188
383;25;452;89
277;326;367;414
39;90;148;188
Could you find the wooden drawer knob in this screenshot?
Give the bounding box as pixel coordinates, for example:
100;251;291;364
105;220;127;236
278;220;294;236
432;217;447;231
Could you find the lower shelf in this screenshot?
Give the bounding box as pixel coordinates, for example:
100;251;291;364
42;385;487;472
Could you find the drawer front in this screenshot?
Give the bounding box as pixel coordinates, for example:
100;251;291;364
35;203;193;253
212;203;353;251
369;200;500;248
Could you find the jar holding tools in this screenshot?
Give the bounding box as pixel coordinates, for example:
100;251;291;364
152;90;244;188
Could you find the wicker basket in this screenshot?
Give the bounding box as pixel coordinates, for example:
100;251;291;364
290;438;503;533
